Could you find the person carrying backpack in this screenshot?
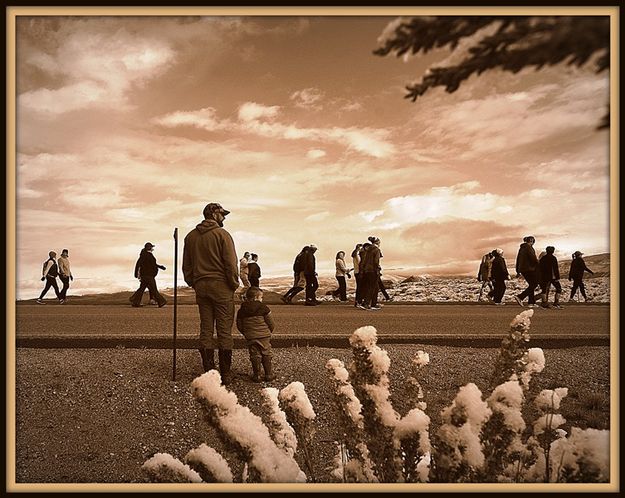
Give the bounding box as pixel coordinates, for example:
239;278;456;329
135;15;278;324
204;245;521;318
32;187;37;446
37;251;63;304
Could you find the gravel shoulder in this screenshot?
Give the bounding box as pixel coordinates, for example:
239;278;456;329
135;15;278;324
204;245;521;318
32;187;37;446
13;344;611;485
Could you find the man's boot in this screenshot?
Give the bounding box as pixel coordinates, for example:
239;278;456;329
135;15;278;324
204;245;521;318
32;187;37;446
541;291;550;308
250;357;262;382
219;349;233;385
199;348;215;372
261;355;276;382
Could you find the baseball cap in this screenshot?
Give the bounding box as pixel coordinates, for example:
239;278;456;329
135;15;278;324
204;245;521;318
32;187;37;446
573;250;583;256
203;203;231;218
144;242;155;250
309;244;317;250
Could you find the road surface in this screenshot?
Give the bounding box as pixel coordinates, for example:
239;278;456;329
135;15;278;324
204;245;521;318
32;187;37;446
14;304;611;346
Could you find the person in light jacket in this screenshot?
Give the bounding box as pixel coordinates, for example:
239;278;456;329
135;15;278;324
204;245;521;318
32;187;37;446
351;243;363;307
477;252;494;301
332;251;352;301
37;251;62;304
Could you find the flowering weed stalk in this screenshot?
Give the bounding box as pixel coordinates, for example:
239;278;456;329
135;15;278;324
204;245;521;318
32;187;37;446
191;370;306;483
278;381;317;482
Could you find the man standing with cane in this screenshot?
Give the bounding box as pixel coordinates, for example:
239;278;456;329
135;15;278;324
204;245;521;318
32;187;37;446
183;203;240;384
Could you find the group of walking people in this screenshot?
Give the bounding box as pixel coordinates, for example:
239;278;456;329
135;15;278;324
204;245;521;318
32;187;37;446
477;236;595;308
279;236;392;310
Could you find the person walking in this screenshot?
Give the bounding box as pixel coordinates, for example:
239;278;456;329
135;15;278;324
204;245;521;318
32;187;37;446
359;236;382;311
489;248;509;305
568;251;594;302
332;251;351;301
236;287;276;382
57;248;74;302
303;244;319;306
37;251;63;304
538;246;563;309
130;243;167;308
281;246;308;304
239;252;251;300
183;202;239;384
351;243;363;307
477;252;494;301
514;236;540;307
247;253;261;288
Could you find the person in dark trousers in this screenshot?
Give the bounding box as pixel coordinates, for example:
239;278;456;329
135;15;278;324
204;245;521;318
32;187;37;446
378;275;392;301
477;252;494;301
236;287;276;382
357;242;372;307
57;248;73;302
332;251;351;301
351;243;363;307
281;246;308;304
489;248;510;304
303;244;319;306
538;246;563;309
568;250;594;302
359;236;382;311
37;251;63;304
130;243;167;308
183;203;240;384
514;235;539;307
247;253;261;288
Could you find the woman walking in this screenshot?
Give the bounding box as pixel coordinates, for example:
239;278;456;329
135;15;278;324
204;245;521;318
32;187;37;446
332;251;351;301
568;251;594;302
351;243;363;307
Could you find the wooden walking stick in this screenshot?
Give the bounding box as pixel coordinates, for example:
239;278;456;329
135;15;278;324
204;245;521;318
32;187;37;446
172;227;178;381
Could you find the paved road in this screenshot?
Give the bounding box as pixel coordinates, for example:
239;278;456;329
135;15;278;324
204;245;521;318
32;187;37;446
14;304;611;341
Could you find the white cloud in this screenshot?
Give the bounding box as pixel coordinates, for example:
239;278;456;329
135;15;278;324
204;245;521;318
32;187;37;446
238;102;280;122
307;149;326;159
152;107;228;131
305;211;331;222
19;26;175;114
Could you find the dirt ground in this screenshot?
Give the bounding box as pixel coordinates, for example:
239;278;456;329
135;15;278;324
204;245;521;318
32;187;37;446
12;344;611;486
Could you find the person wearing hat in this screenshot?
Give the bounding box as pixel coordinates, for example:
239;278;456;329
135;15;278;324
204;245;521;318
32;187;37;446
489;248;510;304
57;249;74;302
183;202;240;383
130;242;167;308
568;251;594;302
238;252;251;300
303;244;319;306
538;246;563;309
514;235;539;307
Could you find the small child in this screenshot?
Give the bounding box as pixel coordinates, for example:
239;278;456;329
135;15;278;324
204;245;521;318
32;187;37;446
236;286;275;382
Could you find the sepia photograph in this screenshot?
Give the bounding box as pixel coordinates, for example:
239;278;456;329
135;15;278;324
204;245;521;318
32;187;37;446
6;5;618;493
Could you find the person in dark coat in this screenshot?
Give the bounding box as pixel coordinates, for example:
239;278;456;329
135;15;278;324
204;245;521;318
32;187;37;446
514;235;539;307
236;287;275;382
351;243;363;307
281;246;308;304
130;243;167;308
489;248;510;304
538;246;563;308
359;236;382;310
303;244;319;306
477;252;494;301
247;253;261;288
568;251;594;302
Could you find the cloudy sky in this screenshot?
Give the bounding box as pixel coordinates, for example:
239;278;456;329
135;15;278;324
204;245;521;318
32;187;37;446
14;14;611;298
